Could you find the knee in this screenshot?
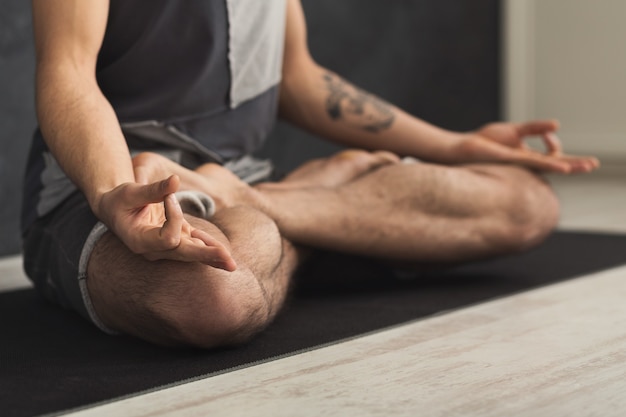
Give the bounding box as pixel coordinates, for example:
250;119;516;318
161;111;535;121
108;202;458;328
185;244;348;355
145;264;273;348
494;171;560;252
149;209;285;348
88;207;287;349
182;268;273;348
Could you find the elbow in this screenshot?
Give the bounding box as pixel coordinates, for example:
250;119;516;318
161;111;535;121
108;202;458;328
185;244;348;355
278;58;324;125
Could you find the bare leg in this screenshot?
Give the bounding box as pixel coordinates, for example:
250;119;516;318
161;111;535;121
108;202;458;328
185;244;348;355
95;151;558;347
133;151;559;263
87;207;301;348
256;161;559;262
133;149;400;202
132;152;256;211
275;149;400;188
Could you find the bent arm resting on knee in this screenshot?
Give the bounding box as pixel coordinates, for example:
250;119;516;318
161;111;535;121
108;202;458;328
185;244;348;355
280;0;599;174
31;0;235;268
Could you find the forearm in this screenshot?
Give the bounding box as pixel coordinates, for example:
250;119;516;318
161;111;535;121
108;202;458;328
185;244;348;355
36;64;134;215
279;63;464;162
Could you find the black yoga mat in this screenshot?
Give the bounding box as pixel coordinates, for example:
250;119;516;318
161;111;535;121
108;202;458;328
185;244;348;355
2;231;626;417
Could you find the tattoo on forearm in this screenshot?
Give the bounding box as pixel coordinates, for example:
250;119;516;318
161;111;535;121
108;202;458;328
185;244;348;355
323;72;395;133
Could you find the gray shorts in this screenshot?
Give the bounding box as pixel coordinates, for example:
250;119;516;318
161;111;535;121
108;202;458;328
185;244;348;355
22;154;275;333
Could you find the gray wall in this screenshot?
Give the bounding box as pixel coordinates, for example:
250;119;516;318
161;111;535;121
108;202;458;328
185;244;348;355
260;0;501;171
0;0;499;256
0;0;36;257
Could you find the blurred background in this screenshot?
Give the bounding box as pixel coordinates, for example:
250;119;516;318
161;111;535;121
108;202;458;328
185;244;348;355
503;0;626;160
0;0;623;258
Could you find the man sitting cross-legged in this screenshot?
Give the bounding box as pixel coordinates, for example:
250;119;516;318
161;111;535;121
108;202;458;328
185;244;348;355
24;0;599;349
85;145;564;348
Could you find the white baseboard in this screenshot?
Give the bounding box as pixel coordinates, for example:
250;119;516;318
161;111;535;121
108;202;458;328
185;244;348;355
0;255;31;292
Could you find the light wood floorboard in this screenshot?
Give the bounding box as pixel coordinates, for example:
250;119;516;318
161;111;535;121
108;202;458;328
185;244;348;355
65;265;626;417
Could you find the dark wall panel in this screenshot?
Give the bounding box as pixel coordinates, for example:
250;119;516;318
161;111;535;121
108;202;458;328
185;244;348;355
0;1;36;256
0;0;500;256
260;0;501;171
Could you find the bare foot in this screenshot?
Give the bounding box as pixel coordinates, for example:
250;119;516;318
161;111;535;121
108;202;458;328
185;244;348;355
132;152;260;211
270;149;400;190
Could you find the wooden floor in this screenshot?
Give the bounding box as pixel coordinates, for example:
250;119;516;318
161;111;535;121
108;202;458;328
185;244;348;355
2;163;625;417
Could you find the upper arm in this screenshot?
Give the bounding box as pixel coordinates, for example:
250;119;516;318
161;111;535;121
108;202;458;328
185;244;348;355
31;0;109;76
282;0;316;79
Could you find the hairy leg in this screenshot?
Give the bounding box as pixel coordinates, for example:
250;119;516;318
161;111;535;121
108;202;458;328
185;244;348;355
255;160;560;262
131;151;559;263
132;149;399;200
86;207;301;348
132;152;255;211
275;149;400;188
88;153;558;348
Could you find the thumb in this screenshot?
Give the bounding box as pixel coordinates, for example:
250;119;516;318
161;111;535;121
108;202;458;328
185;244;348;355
130;175;180;207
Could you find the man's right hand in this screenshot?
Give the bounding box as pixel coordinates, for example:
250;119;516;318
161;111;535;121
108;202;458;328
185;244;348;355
94;175;237;271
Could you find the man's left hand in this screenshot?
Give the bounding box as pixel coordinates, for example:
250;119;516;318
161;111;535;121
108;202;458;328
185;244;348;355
452;120;599;173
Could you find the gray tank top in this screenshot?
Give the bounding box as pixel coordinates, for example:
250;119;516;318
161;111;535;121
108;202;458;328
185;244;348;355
98;0;286;159
22;0;287;231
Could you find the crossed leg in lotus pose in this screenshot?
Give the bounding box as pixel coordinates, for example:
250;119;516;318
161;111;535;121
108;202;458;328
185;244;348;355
86;150;559;347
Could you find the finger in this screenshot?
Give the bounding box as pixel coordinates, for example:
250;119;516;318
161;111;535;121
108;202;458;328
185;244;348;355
584;156;601;170
493;141;598;174
129;175;181;207
465;138;568;172
516;119;560;137
519;157;571;174
142;234;237;271
500;147;571;173
541;132;563;155
126;194;184;253
372;150;402;164
558;155;601;173
515;152;603;174
158;194;183;249
190;227;228;248
190;228;237;270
